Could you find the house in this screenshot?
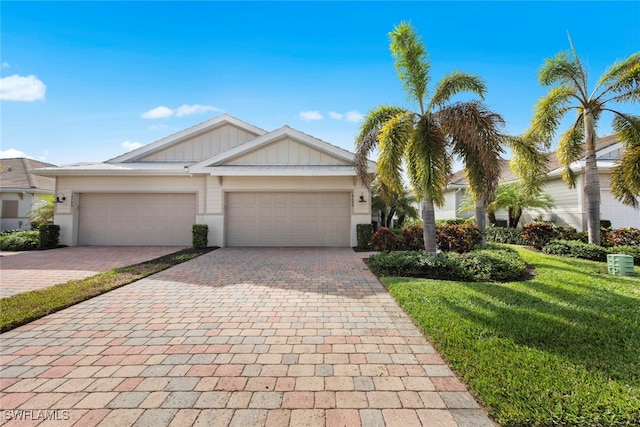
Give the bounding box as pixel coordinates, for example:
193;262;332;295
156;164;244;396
34;114;375;247
0;158;56;230
435;134;640;230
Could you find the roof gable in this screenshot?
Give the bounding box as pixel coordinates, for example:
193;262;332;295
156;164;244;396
0;158;56;191
108;114;267;163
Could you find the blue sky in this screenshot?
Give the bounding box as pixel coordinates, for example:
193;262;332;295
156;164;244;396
1;1;639;166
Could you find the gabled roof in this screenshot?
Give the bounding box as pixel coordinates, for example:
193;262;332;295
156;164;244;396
0;158;56;192
447;134;620;187
108;113;268;163
189;125;375;176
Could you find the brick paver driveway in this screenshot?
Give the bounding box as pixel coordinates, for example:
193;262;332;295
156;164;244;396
0;246;184;297
0;248;495;426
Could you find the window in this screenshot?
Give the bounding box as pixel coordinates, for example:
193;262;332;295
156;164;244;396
1;200;19;218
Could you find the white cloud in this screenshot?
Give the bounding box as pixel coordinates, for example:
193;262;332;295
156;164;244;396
0;74;46;101
141;106;173;119
345;110;364;122
329;112;343;120
299;110;324;121
122;141;144;151
1;62;10;68
0;148;29;159
176;104;220;117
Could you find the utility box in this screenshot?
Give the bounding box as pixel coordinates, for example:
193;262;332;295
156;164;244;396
607;254;635;277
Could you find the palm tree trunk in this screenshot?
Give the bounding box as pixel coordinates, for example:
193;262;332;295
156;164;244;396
488;210;497;226
583;112;601;245
475;200;487;247
422;197;438;256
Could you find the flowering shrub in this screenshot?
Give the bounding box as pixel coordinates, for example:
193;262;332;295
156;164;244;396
522;222;556;249
369;227;402;251
602;227;640;247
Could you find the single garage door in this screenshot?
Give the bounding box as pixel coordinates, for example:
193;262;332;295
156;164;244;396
78;193;196;246
226;192;351;247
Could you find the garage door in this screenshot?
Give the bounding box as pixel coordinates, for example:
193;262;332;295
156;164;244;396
226;192;351;247
78;193;196;246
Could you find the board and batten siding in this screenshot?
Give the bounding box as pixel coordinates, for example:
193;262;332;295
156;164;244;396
140;124;260;162
228;138;348;166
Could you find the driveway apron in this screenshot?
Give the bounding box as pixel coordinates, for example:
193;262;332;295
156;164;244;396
0;248;495;426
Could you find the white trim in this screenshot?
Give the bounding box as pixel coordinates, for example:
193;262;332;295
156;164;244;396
107;114;267;163
199;166;364;176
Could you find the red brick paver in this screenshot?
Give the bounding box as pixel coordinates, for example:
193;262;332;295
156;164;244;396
0;248;496;426
0;246;184;297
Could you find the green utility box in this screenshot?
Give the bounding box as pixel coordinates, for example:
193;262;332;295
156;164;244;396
606;254;635;276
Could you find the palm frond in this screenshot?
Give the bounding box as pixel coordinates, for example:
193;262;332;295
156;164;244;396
556;124;585;188
389;22;430;113
594;52;640;102
612;113;640;146
405;114;450;206
610;144;640;208
376;111;414;194
529;85;577;145
354;105;407;185
429;71;486;110
538;51;586;97
507;134;549;195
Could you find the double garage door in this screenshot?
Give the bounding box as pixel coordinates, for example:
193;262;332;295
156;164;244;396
78;193;196;246
226;192;351;247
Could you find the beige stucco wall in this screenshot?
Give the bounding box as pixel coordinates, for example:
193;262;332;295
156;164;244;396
54;174;371;247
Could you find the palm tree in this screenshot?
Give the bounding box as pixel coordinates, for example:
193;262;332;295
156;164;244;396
527;38;640;245
372;181;420;228
459;183;555;228
354;22;505;255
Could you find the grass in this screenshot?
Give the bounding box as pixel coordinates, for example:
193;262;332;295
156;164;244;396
0;247;216;333
382;247;640;427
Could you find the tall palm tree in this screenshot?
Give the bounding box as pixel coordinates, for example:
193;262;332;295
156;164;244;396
354;22;505;255
527;38;640;245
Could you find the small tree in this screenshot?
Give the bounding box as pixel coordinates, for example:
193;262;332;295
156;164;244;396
372;181;419;228
27;195;54;230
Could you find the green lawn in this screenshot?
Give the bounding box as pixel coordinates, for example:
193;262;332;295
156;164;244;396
383;247;640;427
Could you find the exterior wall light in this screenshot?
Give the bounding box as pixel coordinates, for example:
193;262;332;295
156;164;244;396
55;193;66;203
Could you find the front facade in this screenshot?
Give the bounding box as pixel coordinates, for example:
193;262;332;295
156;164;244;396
435;135;640;230
36;114;374;247
0;158;56;230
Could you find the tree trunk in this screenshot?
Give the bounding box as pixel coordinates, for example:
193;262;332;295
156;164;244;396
583;112;601;245
512;207;522;229
380;211;387;229
508;207;515;228
422;197;438;257
475;199;487;247
386;208;396;228
488;211;497;226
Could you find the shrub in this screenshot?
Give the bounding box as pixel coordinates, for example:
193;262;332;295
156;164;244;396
608;245;640;266
522;222;556;249
460;246;528;282
486;227;526;245
192;224;208;249
366;245;526;282
436;222;481;253
605;227;640;247
0;230;39;251
356;223;374;249
542;239;609;262
369;227;402;251
436;218;468;225
38;224;60;249
600;219;612;229
554;226;585;242
402;224;424;251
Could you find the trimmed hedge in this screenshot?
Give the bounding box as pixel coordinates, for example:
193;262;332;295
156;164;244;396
372;223;482;253
356;224;374;249
192;224;208;249
366;245;526;282
0;230;39;251
485;227;526;245
436;222;481;253
542;239;609;262
39;224;60;249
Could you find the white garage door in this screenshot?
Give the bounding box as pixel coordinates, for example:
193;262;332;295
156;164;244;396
226;192;351;247
600;190;640;229
78;193;196;246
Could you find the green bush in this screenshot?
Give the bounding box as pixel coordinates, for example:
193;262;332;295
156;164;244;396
608;246;640;266
485;227;526;245
543;239;609;262
38;224;60;249
356;223;374;249
192;224;208;249
436;222;481;253
369;227;402;251
366;245;526;282
0;230;39;251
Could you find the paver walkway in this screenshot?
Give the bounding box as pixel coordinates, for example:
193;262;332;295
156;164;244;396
0;246;184;297
0;248;495;426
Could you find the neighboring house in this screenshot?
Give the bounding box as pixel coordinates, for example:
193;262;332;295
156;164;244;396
0;158;57;231
34;114;375;247
435;134;640;230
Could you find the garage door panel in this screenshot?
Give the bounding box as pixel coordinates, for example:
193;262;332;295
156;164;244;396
78;193;195;246
226;192;351;247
